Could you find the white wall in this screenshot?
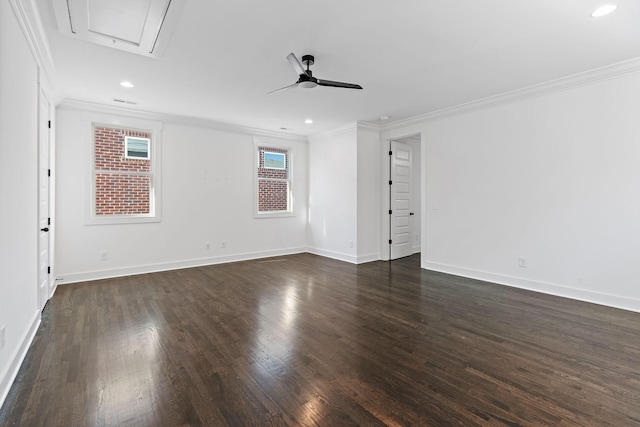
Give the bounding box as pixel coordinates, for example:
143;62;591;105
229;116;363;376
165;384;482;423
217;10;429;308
307;126;358;262
0;0;41;406
307;124;383;264
55;107;308;283
356;124;381;262
385;70;640;312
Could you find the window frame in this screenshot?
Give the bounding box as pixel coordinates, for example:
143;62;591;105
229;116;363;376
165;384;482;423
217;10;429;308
254;140;294;218
124;135;151;160
262;151;286;170
87;119;162;225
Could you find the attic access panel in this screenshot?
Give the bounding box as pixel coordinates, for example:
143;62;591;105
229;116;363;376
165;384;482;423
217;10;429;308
52;0;184;58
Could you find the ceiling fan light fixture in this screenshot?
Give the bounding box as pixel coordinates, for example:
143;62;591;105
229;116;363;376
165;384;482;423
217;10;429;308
299;81;318;89
591;4;617;17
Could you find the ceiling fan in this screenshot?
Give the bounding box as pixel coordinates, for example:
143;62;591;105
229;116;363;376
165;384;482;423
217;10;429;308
269;53;363;94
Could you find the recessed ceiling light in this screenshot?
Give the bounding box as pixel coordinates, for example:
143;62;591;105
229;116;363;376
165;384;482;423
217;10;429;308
305;119;313;124
120;81;134;88
591;4;617;17
380;116;390;121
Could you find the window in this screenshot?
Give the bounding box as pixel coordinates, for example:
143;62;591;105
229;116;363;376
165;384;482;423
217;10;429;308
263;151;286;169
91;124;159;222
125;136;150;159
256;145;292;216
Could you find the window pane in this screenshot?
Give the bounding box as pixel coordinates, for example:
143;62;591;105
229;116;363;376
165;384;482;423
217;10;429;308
93;126;156;219
258;148;288;179
95;127;151;171
263;151;285;169
256;145;291;215
125;136;150;159
95;173;150;215
258;179;289;212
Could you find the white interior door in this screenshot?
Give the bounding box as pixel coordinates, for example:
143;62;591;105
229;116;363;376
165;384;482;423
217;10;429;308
38;87;51;310
390;140;413;259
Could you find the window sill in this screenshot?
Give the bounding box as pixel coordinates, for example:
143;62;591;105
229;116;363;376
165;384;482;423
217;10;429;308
86;215;161;225
254;211;295;219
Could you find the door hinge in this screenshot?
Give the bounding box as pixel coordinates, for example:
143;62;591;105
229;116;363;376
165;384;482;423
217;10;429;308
388;151;392;156
48;169;51;177
48;217;51;225
389;210;392;215
47;266;51;274
388;180;392;185
48;120;51;129
389;239;392;244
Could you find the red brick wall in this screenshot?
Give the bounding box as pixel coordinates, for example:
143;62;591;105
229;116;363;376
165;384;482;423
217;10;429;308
95;174;150;215
94;126;152;216
258;180;289;212
257;146;289;212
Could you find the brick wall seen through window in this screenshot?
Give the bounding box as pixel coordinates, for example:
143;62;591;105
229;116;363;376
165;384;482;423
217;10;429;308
257;146;290;213
94;126;153;216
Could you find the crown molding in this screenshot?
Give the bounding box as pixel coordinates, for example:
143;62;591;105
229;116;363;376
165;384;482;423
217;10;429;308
58;99;308;142
357;121;382;133
382;56;640;132
10;0;58;99
307;122;358;141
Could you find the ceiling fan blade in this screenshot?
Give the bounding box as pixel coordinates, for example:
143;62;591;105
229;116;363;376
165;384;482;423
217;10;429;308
287;53;308;76
268;82;299;94
316;79;363;90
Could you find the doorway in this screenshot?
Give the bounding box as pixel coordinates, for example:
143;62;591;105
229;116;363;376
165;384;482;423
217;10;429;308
388;135;421;260
37;86;51;311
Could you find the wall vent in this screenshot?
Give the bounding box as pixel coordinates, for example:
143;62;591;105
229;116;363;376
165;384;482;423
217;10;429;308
112;98;138;105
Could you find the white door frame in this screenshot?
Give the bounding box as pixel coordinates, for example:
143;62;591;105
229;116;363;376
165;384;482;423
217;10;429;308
37;85;51;310
380;132;423;262
389;140;414;260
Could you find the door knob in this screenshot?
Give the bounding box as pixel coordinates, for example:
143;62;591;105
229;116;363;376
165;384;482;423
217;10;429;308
40;227;49;232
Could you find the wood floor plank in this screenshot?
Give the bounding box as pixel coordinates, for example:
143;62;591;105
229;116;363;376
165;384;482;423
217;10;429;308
1;253;640;426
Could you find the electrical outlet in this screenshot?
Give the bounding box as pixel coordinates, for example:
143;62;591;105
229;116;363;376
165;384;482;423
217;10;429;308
518;257;527;268
205;242;211;250
221;241;227;249
100;251;109;261
0;326;5;350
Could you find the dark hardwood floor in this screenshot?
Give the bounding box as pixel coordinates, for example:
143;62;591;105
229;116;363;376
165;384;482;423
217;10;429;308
1;253;640;426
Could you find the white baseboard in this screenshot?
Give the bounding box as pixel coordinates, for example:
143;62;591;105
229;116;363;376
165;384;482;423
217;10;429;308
306;248;380;264
423;261;640;314
307;247;358;264
0;311;41;410
57;247;308;284
357;253;380;264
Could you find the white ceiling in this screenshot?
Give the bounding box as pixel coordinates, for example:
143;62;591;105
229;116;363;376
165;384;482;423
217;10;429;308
37;0;640;136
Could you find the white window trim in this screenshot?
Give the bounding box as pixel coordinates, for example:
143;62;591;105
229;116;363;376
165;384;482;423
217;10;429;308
86;116;163;225
253;139;294;218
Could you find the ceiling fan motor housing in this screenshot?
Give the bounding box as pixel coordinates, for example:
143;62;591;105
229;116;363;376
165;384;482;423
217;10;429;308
298;71;318;88
301;55;315;67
